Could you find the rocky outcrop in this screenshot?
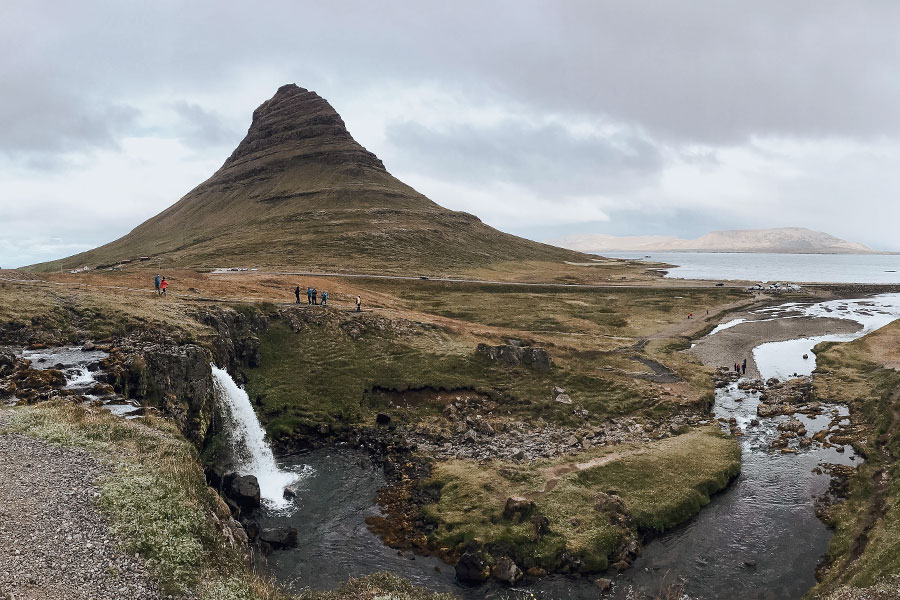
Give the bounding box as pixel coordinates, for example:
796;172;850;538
194;306;267;374
476;343;552;372
100;343;214;446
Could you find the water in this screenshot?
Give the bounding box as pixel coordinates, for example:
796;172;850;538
752;293;900;379
601;252;900;283
256;293;900;599
17;346;142;416
210;366;307;511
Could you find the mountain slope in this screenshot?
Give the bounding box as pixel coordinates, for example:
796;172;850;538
556;227;876;254
35;84;589;274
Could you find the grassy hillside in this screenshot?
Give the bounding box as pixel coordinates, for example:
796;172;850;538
809;321;900;598
31;84;591;275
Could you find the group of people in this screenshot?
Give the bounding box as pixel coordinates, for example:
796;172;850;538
295;286;327;305
733;358;747;375
154;274;168;296
293;286;362;312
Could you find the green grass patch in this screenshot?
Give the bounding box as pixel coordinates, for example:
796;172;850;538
422;427;740;572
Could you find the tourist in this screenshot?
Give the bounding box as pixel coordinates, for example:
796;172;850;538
321;290;327;305
294;286;300;304
307;287;312;304
160;277;168;296
742;359;747;375
356;295;361;312
154;273;161;295
312;288;318;305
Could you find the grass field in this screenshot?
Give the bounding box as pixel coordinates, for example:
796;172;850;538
808;321;900;598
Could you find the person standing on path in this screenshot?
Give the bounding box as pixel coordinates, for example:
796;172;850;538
160;278;168;297
307;287;312;304
356;295;361;312
321;290;327;306
294;286;301;304
742;358;747;375
312;288;318;305
154;274;160;295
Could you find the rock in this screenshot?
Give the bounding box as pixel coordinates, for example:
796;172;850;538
555;393;572;404
455;550;489;585
259;527;299;548
227;475;261;511
503;496;535;523
492;557;522;584
595;577;613;593
376;413;391;425
552;386;566;395
463;429;478;443
527;566;547;578
532;514;550;537
743;558;757;568
242;519;260;540
283;488;296;500
475;343;552;372
802;354;809;359
511;448;526;461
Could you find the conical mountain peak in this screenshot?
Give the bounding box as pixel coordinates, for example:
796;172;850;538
34;85;587;273
223;83;385;171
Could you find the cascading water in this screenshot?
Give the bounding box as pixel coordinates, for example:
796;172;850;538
211;365;309;511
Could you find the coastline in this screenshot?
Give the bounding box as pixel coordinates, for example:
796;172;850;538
688;316;863;379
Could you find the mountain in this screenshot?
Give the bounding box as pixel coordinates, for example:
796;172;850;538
556;228;877;254
34;84;589;273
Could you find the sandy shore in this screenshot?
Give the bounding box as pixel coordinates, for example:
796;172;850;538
689;316;863;379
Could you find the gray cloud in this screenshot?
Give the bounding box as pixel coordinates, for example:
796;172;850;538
0;80;139;166
386;120;663;196
171;102;240;149
4;0;900;265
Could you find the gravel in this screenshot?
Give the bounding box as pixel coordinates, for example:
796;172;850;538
0;409;166;600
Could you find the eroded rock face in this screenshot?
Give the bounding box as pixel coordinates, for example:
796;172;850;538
101;343;214;446
222;83;386;175
475;343;552;372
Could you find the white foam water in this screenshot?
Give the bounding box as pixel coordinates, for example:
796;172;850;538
211;365;309;511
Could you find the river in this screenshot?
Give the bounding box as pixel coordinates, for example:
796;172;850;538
254;294;900;599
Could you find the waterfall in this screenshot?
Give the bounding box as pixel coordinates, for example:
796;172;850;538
211;365;307;511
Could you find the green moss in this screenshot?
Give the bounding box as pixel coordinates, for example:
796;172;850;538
422;428;740;572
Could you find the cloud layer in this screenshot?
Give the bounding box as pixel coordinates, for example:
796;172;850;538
3;1;900;266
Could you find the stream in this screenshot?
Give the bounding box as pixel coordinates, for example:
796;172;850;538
250;293;900;599
16;295;899;599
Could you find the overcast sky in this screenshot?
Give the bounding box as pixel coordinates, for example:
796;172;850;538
4;1;900;267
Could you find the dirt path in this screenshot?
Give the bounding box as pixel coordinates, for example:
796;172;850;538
0;410;164;600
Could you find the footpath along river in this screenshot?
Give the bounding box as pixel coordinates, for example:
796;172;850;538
255;294;900;600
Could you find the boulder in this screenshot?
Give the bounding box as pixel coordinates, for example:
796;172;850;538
595;578;613;593
376;412;391;425
532;514;550;536
492;557;522;585
227;474;261;511
502;496;535;523
259;527;298;548
555;393;572;405
455;550;490;585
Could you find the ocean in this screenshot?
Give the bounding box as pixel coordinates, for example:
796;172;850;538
600;251;900;283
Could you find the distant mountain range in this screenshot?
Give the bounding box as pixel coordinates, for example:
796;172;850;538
32;84;589;273
555;227;878;254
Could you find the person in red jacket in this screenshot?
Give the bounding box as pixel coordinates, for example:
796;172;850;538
160;278;168;296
